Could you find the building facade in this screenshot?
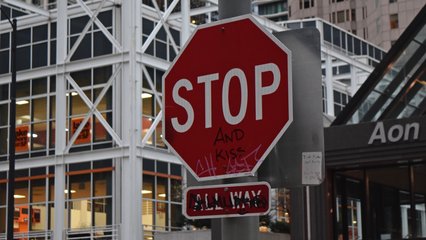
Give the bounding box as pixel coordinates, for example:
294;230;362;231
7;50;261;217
0;0;389;239
325;5;426;239
254;0;425;50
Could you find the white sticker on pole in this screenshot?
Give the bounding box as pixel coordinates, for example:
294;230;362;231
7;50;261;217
302;152;323;185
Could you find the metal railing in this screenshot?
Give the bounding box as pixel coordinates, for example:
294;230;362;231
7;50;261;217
0;230;53;240
65;225;119;240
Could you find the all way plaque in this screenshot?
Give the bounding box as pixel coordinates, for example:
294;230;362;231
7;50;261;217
183;182;271;219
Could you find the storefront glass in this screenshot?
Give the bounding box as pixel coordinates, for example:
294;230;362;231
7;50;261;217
334;164;426;240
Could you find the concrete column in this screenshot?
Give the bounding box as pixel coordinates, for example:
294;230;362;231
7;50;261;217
120;0;143;239
181;0;191;44
53;0;67;239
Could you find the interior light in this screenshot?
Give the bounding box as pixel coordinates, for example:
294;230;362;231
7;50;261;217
19;115;31;120
66;92;78;96
16;100;29;105
26;133;38;138
158;193;166;198
141;190;152;194
64;189;76;194
141;93;152;99
191;19;196;24
14;194;26;199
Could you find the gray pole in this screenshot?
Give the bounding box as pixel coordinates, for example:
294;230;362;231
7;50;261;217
212;2;259;240
7;20;16;240
0;6;17;239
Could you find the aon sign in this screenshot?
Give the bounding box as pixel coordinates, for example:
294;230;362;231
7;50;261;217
368;121;420;144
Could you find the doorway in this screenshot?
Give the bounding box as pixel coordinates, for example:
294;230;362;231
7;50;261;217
333;164;426;240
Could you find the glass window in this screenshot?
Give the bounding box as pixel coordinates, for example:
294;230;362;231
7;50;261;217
32;25;48;42
32;43;48;68
30;204;46;231
0;175;6;205
0;51;9;74
0;33;9;49
170;179;182;202
69;90;91;115
94;31;112;57
143;18;154;35
71;69;91;87
351;9;356;21
143;159;155;172
64;162;113;229
97;11;113;28
15;180;29;205
0;104;8;126
142;200;154;229
93;198;112;226
157;177;168;201
69;199;92;228
354;38;361;55
171;204;182;230
143;175;155;199
70;34;91;61
368;167;409;239
33;97;47;121
71;15;90;35
170;164;181;176
32;78;47;95
335;171;363;240
94;171;112;197
16;81;30;98
16;46;31;71
348;34;354;53
50;40;56;65
156;202;167;230
0;84;8;101
31;179;46;203
390;14;399;29
32;122;47;151
94;66;112;85
337;11;345;23
0;128;7;155
333;27;341;47
17;28;31;46
157;161;167;174
94;114;109;142
16;99;30;124
69;174;91;199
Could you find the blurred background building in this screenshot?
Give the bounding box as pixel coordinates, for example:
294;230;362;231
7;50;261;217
253;0;425;50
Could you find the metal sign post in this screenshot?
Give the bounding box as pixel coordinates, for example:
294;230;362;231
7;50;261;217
213;1;260;240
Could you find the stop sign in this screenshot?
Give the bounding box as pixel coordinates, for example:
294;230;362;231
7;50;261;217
163;15;292;181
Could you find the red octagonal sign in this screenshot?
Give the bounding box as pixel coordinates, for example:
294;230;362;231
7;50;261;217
163;15;292;181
